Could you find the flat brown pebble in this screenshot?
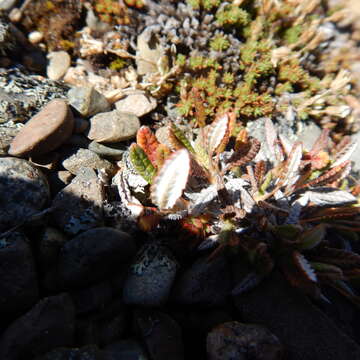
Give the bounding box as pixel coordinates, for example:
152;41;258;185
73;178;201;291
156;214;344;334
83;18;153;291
8;99;74;157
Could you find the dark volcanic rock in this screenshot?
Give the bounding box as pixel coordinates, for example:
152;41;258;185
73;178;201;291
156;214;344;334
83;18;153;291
172;254;232;307
233;271;360;360
103;339;148;360
0;232;39;329
207;321;283;360
123;242;178;307
57;227;136;289
0;157;50;232
0;293;75;360
134;309;184;360
70;281;113;315
38;345;103;360
51;167;104;235
0;68;68;124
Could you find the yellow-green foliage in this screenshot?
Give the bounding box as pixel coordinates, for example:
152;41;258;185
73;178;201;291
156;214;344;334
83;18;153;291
186;0;221;11
216;4;250;27
174;0;340;125
210;34;230;51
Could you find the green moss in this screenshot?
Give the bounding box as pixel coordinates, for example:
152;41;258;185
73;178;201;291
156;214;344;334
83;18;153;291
186;0;221;10
109;58;127;70
210;34;230;52
283;24;303;44
216;4;250;27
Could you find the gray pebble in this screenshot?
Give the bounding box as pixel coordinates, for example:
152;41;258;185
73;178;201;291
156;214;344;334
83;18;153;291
62;148;115;175
115;92;157;117
87;110;140;143
51;167;104;235
0;125;19;155
68;86;110;117
88;140;126;160
47;51;71;81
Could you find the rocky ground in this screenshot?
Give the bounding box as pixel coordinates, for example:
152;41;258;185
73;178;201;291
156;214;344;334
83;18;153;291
1;1;360;360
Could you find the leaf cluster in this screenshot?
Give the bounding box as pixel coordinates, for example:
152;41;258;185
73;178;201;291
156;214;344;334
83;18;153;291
121;113;360;305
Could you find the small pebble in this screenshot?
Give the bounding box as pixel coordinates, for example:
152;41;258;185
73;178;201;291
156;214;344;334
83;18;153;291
115;92;157;117
8;99;74;157
87;110;140;143
28;31;43;44
47;51;71;81
62;148;116;175
88;140;126;160
68;86;110;117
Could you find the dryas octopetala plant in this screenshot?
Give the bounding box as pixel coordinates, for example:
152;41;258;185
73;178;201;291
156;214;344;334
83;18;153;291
117;112;360;304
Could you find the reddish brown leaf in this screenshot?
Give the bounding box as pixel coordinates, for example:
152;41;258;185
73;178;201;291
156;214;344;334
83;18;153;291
191;88;206;127
227;138;261;169
300;161;351;189
309;129;330;157
136;126;160;166
254;160;266;186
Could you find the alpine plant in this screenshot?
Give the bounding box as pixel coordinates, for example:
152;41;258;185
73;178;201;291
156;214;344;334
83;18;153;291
117;112;360;305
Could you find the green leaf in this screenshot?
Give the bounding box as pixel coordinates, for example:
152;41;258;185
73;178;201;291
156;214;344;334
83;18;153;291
170;124;195;154
129;143;156;184
297;224;326;250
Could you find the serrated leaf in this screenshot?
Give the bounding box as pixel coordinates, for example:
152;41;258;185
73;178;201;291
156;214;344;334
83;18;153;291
311;262;344;280
155;143;171;168
332;140;357;168
169;124;195;153
151;149;190;210
297;224;326;250
309;247;360;269
265;117;277;154
301;206;360;223
306;188;357;206
231;272;264;296
300;161;351;188
254;160;266;186
193;140;211;170
235;128;248;151
226;138;261;169
207;113;229;155
309;129;329;157
136;126;160;166
129;143;156;184
191;88;206;127
294;251;318;282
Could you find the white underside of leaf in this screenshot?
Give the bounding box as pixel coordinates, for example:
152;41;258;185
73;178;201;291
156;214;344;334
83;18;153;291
151;149;190;210
207;113;229;154
198;234;219;251
225;178;255;213
187;185;218;216
284;142;302;188
285;194;309;224
295;252;318;283
306;188;357;206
